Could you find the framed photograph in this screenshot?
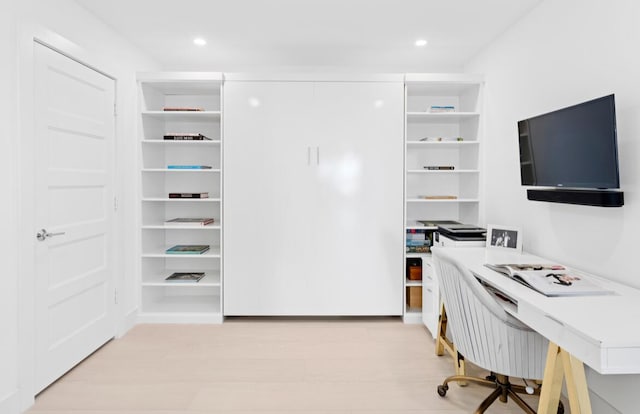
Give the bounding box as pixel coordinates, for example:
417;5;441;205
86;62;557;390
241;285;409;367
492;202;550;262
486;224;522;252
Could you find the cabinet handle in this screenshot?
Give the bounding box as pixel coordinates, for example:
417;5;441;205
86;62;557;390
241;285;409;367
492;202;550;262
307;147;311;165
316;146;320;164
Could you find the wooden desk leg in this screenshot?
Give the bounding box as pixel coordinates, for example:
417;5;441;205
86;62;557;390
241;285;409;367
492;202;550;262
538;341;592;414
435;302;466;381
538;342;565;414
561;349;592;414
435;301;447;356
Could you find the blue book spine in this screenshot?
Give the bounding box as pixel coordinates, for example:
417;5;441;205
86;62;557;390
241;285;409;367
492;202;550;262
167;165;210;169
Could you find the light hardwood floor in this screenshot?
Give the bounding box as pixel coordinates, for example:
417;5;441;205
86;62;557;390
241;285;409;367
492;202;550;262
27;318;547;413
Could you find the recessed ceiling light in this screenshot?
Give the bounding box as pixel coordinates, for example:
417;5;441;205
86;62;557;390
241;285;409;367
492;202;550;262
193;37;207;46
415;39;428;47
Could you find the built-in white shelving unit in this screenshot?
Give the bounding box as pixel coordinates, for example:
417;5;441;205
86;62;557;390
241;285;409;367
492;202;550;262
137;72;223;323
403;74;483;328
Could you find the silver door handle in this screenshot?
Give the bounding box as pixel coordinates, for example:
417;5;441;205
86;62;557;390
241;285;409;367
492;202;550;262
307;146;311;165
36;229;66;241
316;146;320;164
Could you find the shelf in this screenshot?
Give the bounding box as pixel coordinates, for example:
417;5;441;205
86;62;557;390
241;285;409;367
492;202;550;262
404;74;483;91
406;112;480;123
405;225;438;231
142;246;222;258
142;224;221;230
142;140;221;145
406;141;479;146
404;76;482;327
141;110;221;119
405;252;432;258
142;168;221;173
142;198;221;202
405;279;423;287
140;80;222;96
406;198;479;203
406;169;479;174
139;73;223;324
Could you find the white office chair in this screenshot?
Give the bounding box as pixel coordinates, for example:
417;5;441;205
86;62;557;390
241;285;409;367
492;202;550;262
433;249;562;414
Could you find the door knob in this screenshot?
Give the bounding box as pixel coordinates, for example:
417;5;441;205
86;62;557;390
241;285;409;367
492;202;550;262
36;229;66;241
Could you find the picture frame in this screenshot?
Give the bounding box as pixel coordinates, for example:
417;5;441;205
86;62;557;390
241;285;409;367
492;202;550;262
486;224;522;252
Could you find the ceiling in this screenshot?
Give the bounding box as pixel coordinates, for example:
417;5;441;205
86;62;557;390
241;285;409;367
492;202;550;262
73;0;542;72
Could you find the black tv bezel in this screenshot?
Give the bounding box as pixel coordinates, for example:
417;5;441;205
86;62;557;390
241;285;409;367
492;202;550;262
518;94;620;190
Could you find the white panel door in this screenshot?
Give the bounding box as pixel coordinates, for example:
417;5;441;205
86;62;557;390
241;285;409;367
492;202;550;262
34;43;116;392
224;81;316;315
311;82;404;314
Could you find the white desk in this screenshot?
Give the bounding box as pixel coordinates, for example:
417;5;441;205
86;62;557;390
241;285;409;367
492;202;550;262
433;247;640;414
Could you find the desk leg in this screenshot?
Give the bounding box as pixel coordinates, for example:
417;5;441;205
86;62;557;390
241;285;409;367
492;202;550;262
561;349;592;413
435;302;466;379
435;301;448;356
538;342;564;414
538;341;592;414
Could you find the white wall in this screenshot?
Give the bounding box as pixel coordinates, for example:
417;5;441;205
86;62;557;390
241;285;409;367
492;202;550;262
2;1;158;412
466;0;640;412
0;2;21;413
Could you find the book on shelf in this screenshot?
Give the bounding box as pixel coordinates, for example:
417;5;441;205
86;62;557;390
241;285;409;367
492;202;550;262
429;105;456;113
406;245;431;254
424;166;455;170
167;165;213;169
406;229;432;254
417;220;461;227
168;192;209;199
164;218;215;226
418;195;458;200
484;263;613;297
163;107;204;112
165;245;210;254
165;272;205;283
163;133;212;141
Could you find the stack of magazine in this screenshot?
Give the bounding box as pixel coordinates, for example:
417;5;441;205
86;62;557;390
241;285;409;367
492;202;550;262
484;263;612;297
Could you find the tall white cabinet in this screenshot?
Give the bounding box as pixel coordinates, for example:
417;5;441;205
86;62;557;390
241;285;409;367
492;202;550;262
403;74;483;329
137;73;223;323
223;76;404;316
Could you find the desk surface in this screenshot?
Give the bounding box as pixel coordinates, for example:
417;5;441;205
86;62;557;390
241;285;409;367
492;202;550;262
433;247;640;375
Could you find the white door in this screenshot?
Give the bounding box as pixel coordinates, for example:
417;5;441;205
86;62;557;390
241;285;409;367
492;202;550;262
223;81;316;315
33;43;116;392
313;82;404;315
311;82;404;315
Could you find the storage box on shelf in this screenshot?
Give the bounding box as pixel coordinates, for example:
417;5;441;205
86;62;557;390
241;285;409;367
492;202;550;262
403;74;483;330
138;72;223;323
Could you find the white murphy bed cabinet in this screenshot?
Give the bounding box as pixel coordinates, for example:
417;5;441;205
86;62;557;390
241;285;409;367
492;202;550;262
132;73;482;323
223;76;405;316
137;73;224;323
403;74;483;331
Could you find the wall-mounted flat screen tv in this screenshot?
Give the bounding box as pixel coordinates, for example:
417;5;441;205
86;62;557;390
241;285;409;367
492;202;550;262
518;94;620;189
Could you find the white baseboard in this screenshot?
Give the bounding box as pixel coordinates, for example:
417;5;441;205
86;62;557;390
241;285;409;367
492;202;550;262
0;389;20;414
116;307;138;338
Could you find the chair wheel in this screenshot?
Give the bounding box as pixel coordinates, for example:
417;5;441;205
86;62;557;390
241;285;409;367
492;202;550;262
557;400;565;414
437;384;448;397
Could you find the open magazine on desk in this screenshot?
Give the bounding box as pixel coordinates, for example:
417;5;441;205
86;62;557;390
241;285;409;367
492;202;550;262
484;263;613;297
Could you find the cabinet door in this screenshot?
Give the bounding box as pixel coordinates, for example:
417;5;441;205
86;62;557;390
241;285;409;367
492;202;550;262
223;81;315;315
311;82;404;315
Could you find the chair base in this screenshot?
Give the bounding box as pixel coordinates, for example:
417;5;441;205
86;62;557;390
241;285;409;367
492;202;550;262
437;373;554;414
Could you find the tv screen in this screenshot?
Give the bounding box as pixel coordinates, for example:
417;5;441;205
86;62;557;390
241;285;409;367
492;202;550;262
518;94;620;189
